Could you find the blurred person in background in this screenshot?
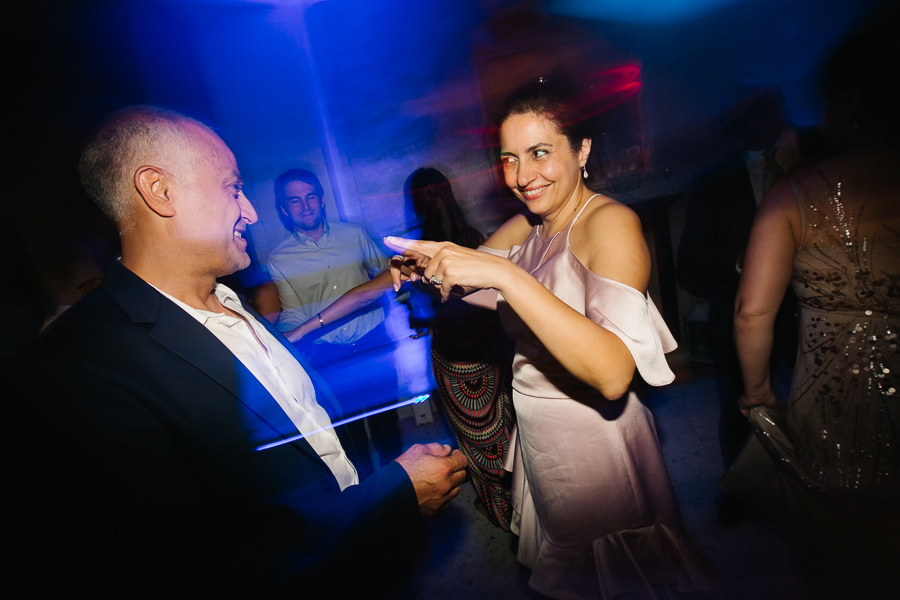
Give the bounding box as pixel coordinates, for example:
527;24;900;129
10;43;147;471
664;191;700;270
265;168;402;478
677;84;826;524
398;166;516;531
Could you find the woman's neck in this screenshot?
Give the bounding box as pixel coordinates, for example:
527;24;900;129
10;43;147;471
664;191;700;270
539;185;594;238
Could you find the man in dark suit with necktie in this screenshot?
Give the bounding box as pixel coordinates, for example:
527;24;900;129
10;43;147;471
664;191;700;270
5;105;467;599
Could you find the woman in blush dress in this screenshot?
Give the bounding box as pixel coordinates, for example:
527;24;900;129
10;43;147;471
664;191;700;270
386;78;716;599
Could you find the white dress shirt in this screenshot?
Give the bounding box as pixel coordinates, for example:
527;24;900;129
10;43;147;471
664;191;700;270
155;283;359;490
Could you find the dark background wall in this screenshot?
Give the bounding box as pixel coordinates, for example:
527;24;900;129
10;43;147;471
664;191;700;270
6;0;889;354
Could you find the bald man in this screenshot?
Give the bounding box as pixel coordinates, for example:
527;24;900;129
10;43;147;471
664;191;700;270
8;106;466;599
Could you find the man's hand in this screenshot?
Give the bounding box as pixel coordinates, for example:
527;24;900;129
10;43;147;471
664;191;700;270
394;443;468;516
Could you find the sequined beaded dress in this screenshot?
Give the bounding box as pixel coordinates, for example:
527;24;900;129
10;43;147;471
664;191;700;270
787;169;900;495
480;196;717;599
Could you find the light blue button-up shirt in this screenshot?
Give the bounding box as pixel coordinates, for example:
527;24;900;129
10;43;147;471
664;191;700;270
267;220;388;344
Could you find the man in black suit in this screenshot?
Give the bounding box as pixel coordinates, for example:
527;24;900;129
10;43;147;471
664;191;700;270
6;105;467;598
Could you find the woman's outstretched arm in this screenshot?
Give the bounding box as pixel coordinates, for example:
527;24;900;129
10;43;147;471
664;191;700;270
386;203;647;400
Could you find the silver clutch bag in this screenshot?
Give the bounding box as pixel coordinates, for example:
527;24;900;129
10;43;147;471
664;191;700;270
746;405;825;492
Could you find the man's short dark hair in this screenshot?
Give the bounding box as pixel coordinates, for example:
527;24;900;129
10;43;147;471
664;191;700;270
79;105;200;233
274;168;325;231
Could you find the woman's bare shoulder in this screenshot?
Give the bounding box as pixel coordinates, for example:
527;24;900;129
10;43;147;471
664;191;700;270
576;197;643;245
482;212;534;250
572;196;650;290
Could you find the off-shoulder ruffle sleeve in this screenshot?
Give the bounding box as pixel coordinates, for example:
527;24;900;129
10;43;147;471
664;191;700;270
585;275;677;386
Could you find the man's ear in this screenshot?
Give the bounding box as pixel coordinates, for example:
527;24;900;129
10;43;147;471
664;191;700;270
135;166;176;218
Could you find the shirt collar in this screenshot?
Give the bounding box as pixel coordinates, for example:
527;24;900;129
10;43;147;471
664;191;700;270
291;220;331;247
213;282;240;306
152;282;244;326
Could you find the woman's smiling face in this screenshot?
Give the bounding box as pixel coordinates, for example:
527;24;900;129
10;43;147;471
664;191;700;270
499;111;590;221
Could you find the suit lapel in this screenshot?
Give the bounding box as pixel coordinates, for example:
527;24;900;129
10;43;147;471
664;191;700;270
102;261;327;465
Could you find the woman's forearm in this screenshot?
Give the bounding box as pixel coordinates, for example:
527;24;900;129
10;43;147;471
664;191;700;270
384;233;638;398
734;308;775;398
499;267;636;399
732;183;802;403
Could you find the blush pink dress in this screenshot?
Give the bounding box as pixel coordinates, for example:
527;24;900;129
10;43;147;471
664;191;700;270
481;196;716;599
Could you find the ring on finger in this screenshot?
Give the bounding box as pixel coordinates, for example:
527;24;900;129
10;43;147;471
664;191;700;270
429;275;442;286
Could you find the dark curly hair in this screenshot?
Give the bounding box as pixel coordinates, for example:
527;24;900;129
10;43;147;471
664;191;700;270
494;75;592;155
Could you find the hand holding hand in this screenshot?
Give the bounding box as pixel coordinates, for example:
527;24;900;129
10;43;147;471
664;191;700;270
394;442;468;516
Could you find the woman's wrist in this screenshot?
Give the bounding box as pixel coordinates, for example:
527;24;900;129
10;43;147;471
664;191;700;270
743;380;771;397
740;387;778;408
493;261;534;301
485;257;514;292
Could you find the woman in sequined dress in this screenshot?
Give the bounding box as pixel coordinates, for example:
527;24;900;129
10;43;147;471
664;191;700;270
735;149;900;490
734;11;900;595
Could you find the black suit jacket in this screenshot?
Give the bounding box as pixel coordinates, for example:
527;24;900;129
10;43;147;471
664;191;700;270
677;126;828;299
6;260;423;598
676;153;758;299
